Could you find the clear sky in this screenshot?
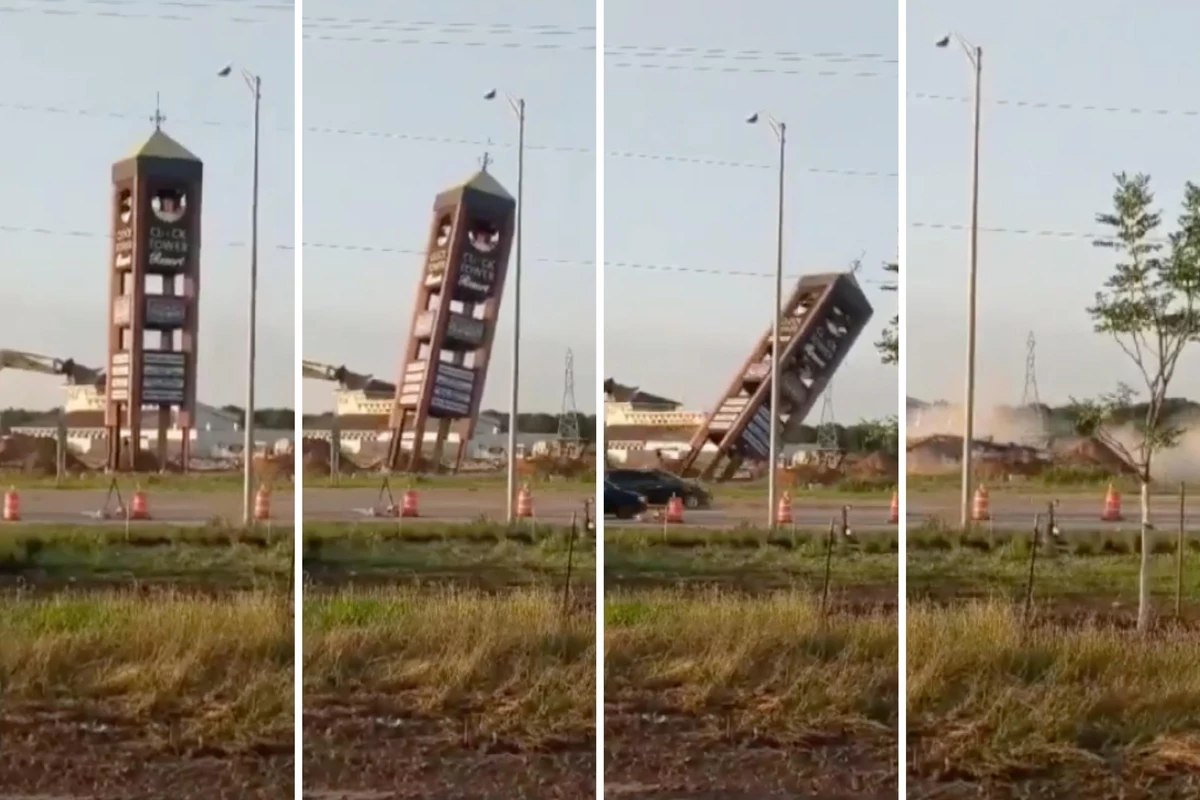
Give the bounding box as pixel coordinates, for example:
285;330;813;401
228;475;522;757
909;0;1200;411
604;0;898;424
301;0;596;415
0;0;295;411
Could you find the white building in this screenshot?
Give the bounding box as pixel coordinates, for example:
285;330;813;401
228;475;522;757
10;385;293;458
301;387;555;462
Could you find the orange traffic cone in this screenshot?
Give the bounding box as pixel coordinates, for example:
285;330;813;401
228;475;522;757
516;484;533;519
129;488;150;521
775;491;793;525
665;495;684;524
1101;483;1123;522
254;485;271;521
971;486;990;522
888;491;899;524
2;487;19;522
400;489;419;518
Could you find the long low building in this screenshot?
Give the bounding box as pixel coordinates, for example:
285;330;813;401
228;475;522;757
10;385;292;458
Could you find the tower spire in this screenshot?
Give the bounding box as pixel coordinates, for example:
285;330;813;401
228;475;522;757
151;92;166;130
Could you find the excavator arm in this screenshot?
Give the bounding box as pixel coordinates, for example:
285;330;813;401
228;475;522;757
302;358;394;393
0;349;104;387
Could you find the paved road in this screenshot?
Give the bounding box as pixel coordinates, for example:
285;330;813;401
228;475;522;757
909;490;1200;531
616;497;897;532
304;487;592;523
1;488;295;525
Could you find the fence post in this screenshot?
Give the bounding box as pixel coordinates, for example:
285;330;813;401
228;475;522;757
563;512;577;616
820;518;836;616
1023;512;1042;630
1177;482;1185;620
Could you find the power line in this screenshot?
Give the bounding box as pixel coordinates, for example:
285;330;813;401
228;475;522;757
912;92;1200;119
607;45;895;65
0;102;896;178
908;221;1167;244
610;61;889;79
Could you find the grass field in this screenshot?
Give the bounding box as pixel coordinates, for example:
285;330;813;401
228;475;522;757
304;587;593;742
0;523;293;589
0;590;293;746
604;590;898;795
908;601;1200;795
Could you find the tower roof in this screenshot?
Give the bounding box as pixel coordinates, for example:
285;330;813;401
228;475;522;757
126;128;200;162
456;168;513;201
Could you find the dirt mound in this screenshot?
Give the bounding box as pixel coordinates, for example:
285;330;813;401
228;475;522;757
302;438;333;476
846;450;898;479
1051;436;1136;474
0;434;88;475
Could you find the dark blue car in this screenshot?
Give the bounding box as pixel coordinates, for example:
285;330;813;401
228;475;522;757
604;479;647;519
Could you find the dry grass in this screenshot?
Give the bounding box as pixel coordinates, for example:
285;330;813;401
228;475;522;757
0;590;293;748
303;587;594;741
908;600;1200;780
605;590;897;736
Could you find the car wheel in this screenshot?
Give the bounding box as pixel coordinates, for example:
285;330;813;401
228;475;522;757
684;494;700;510
616;506;635;519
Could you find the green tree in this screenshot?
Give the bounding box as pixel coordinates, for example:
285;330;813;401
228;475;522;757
876;260;898;365
1074;172;1200;632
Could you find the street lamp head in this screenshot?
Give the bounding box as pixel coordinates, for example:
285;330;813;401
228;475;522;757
745;112;759;124
935;35;951;48
217;64;233;77
483;89;498;100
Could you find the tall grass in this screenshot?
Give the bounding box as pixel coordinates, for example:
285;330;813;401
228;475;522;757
605;591;897;736
908;601;1200;777
0;591;293;747
303;587;594;741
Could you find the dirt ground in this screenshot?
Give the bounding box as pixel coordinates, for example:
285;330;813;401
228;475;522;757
605;710;896;799
302;702;594;799
907;765;1200;799
0;704;292;799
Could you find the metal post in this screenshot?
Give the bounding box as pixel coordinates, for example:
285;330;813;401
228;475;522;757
507;98;525;524
243;75;261;526
960;46;982;529
768;123;785;529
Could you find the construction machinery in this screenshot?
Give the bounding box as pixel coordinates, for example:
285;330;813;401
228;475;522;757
302;359;395;478
0;349;105;388
0;349;105;480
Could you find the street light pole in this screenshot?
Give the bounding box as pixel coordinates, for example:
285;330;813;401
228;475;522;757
485;90;525;524
221;65;261;526
748;112;786;529
938;34;982;529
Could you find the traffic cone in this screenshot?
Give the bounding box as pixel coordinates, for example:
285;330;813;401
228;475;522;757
775;491;793;525
400;489;419;518
971;485;990;522
254;485;271;521
2;487;19;522
888;491;899;524
515;484;533;519
665;494;684;524
1101;483;1123;522
129;487;150;521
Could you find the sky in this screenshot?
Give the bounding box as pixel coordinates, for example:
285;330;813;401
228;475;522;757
909;0;1200;412
0;0;295;411
301;0;596;415
604;0;899;423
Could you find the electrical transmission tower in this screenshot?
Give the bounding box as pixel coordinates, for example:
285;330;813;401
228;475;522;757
1020;332;1048;440
558;348;581;442
816;386;839;451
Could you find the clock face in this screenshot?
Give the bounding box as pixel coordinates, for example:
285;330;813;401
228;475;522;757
435;216;453;247
117;190;133;224
151;187;187;224
466;219;500;254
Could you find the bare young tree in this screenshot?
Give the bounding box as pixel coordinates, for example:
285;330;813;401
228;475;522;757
1074;172;1200;632
876;260;898;366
